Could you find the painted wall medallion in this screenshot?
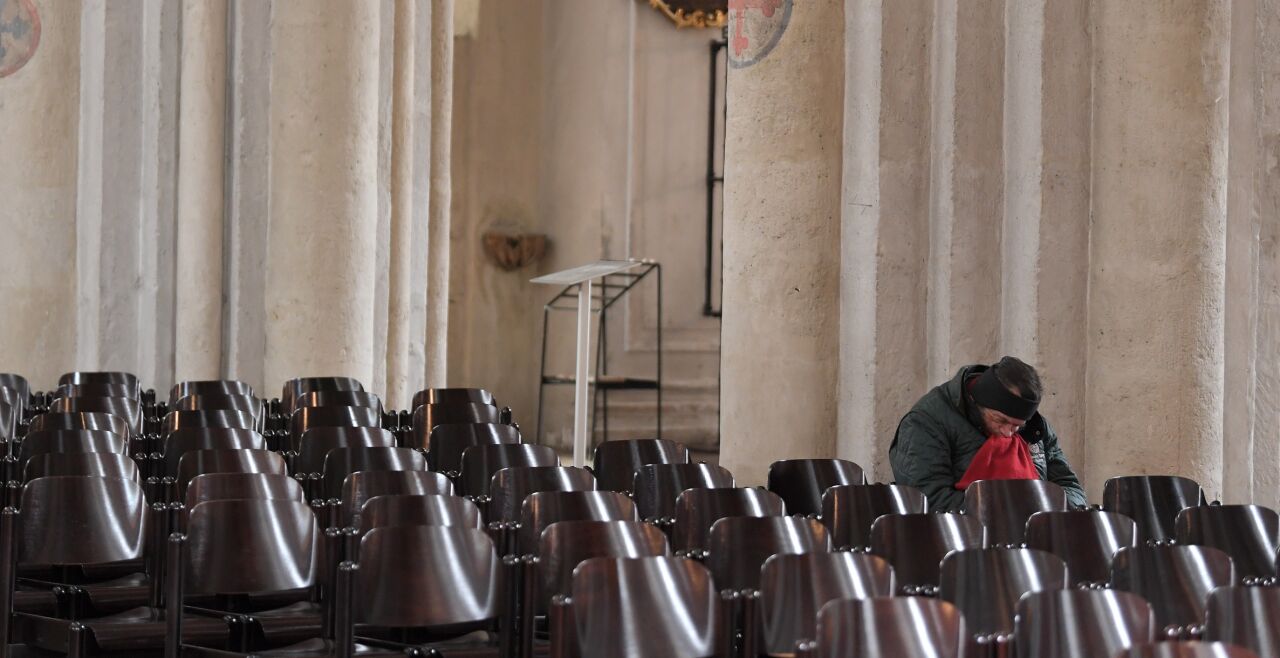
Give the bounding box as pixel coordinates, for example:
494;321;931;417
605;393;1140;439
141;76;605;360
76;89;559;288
726;0;791;68
0;0;40;78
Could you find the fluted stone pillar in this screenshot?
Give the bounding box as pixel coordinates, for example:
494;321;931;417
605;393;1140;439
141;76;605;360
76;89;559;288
720;0;844;485
1085;2;1230;497
384;0;416;409
425;0;454;390
175;0;227;381
0;1;81;388
265;0;380;388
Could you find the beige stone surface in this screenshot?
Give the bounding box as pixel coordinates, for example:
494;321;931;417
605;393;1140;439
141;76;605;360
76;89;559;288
384;0;416;410
426;0;453;391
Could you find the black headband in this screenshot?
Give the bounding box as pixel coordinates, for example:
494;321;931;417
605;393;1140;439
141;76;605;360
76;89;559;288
970;367;1039;421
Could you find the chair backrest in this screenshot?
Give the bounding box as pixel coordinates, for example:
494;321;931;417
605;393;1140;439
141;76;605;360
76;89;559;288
459;443;559;498
488;465;595;524
592;438;690;493
321;446;427;501
537;520;669;607
633;462;735;521
963;478;1068;547
184;499;318;595
1177;505;1280;582
50;396;142;435
706;516;829;592
424;422;521;471
176;448;288;498
293;390;383;414
0;387;18;441
356;494;484;536
1014;589;1156;658
23;452;140;482
18;476;148;566
821;483;927;550
162;427;266;477
289;405;381;442
294;426;396;474
59;371;140;398
172;393;264;422
672;487;786;554
341;470;454;526
169;379;254;405
280;376;364;415
1103;475;1205;545
185;472;306;508
412;403;502;449
811;597;966;658
355;526;499;629
561;556;723;658
1025;509;1137;586
518;490;638;556
29;411;129;439
1205;586;1280;658
18;429;128;466
869;513;985;593
164;409;257;435
939;547;1068;636
1118;642;1262;658
54;382;135;400
412;387;496;410
767;458;865;517
758;552;894;655
0;373;31;403
1111;544;1235;632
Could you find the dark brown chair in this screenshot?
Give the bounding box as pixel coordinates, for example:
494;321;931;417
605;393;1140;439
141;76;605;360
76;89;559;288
185;472;307;509
488;466;595;524
293;426;396;476
746;552;894;657
1205;586;1280;658
592;438;689;493
161;427;266;478
1177;505;1280;583
356;494;485;536
820;483;926;550
23;452;140;482
939;547;1068;640
1103;475;1205;545
412;387;496;410
18;429;128;467
340;470;454;527
1118;642;1261;658
550;556;729;658
1025;509;1137;587
1014;589;1156;658
870;513;985;595
280;376;364;416
1111;544;1235;638
517;490;638;556
963;478;1067;547
50;396;143;436
423;422;521;473
671;487;785;555
167;499;320;655
633;463;735;522
459;443;559;499
59;371;141;399
767;458;864;517
289;406;381;444
169;379;254;405
705;516;829;592
54;383;136;401
172;393;264;425
163;409;257;435
293;390;384;414
320;446;427;501
412;403;502;449
176;448;288;500
29;411;130;439
799;597;966;658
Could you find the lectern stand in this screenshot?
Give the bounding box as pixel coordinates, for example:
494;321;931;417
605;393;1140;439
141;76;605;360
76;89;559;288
531;260;646;467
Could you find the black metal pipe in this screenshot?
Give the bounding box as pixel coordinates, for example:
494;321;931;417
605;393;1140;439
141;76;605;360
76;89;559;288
704;39;723;317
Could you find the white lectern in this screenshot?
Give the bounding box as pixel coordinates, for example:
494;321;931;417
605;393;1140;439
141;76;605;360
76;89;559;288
531;260;644;466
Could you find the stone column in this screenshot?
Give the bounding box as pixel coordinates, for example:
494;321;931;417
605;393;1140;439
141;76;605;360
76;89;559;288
425;0;454;390
1085;2;1230;498
384;0;416;409
719;0;844;486
264;0;380;388
175;0;227;381
0;1;81;389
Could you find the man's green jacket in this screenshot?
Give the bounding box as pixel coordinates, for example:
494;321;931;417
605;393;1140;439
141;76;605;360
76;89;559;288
888;364;1088;512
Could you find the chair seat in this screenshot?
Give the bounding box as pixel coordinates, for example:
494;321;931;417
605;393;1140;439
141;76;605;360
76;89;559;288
181;637;398;657
13;606;230;653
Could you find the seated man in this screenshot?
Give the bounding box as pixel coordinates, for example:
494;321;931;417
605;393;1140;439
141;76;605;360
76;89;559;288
889;356;1086;512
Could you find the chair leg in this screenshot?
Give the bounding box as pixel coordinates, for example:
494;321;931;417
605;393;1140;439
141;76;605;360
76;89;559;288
0;508;16;658
66;622;87;658
335;562;356;658
165;533;187;658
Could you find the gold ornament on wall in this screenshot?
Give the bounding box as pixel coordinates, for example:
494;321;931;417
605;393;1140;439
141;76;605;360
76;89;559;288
644;0;727;29
482;232;547;271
